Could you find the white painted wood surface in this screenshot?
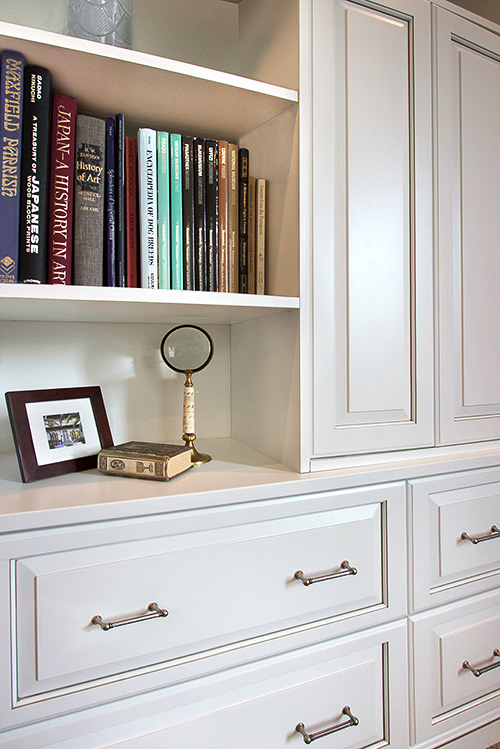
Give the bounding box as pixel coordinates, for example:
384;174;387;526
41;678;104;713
435;7;500;444
311;0;434;457
410;591;500;744
409;467;500;611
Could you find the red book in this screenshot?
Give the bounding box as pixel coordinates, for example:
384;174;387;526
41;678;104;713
47;95;77;285
125;136;138;287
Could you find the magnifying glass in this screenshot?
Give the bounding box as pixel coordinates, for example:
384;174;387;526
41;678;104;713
160;324;214;465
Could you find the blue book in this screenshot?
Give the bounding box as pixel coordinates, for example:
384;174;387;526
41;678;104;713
170;133;183;290
0;50;25;283
105;116;116;286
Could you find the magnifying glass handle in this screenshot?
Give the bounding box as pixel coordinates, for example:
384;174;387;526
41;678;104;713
182;370;211;465
183;370;195;435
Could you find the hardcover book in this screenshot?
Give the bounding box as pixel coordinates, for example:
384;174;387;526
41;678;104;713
247;175;256;293
19;65;52;284
238;147;249;293
115;113;126;287
73;114;106;286
105;115;116;286
0;49;25;284
256;177;266;295
170;133;183;290
47;94;77;285
194;137;206;291
125;135;138;287
217;140;229;292
205;139;218;291
228;142;239;293
182;135;195;291
137;127;158;289
98;441;192;480
157;131;171;289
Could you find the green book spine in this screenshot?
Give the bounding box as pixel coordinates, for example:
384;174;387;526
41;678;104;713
157;131;170;289
170;133;183;290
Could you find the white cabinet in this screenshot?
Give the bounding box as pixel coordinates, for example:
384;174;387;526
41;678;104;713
1;620;409;749
409;465;500;747
310;0;434;460
1;482;406;734
409;467;500;611
410;590;500;745
435;5;500;445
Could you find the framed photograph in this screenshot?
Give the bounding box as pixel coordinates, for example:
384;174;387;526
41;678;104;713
5;386;113;483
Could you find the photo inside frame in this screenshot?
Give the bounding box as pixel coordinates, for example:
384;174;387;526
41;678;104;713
25;397;102;466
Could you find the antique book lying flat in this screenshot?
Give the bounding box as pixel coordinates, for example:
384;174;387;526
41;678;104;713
98;441;192;480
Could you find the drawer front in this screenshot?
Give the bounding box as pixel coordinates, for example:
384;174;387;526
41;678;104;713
410;591;500;744
35;622;408;749
409;468;500;610
15;502;386;697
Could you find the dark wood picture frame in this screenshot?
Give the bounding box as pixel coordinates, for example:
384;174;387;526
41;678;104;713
5;386;113;483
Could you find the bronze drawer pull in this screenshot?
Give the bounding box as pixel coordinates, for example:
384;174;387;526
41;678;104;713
91;602;168;631
461;525;500;545
295;705;359;743
294;560;357;586
463;649;500;677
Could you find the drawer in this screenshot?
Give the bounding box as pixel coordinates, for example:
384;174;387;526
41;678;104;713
409;468;500;610
14;501;388;700
19;621;408;749
410;590;500;744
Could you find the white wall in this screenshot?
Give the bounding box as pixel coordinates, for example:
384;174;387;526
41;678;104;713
0;321;231;455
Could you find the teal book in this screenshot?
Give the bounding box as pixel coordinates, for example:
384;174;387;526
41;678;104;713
170;133;183;290
157;131;170;289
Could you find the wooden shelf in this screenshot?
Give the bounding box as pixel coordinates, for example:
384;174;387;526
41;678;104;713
0;21;298;140
0;284;299;324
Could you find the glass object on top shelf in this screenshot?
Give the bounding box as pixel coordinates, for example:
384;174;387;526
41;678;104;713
67;0;132;49
0;0;298;90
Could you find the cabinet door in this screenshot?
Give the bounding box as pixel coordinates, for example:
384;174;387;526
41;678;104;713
435;7;500;444
311;0;434;459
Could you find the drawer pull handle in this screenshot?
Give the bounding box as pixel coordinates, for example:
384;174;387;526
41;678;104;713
294;560;357;586
295;705;359;743
463;649;500;677
91;602;168;631
461;525;500;545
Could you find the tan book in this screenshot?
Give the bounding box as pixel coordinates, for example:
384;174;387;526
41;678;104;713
228;143;239;293
256;178;266;295
217;140;229;292
98;441;192;480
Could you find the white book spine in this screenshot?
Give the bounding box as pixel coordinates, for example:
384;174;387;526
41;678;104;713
137;128;158;289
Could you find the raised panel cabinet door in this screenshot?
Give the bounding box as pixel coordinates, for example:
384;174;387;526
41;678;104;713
311;0;434;460
435;7;500;444
409;467;500;611
410;591;500;744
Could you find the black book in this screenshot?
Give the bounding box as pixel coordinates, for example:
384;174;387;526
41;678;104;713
105;116;116;286
115;113;126;287
182;135;195;290
194;137;206;291
238;147;249;293
18;65;52;284
205;139;218;292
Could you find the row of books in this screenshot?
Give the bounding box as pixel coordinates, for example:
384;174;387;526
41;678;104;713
0;48;266;293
